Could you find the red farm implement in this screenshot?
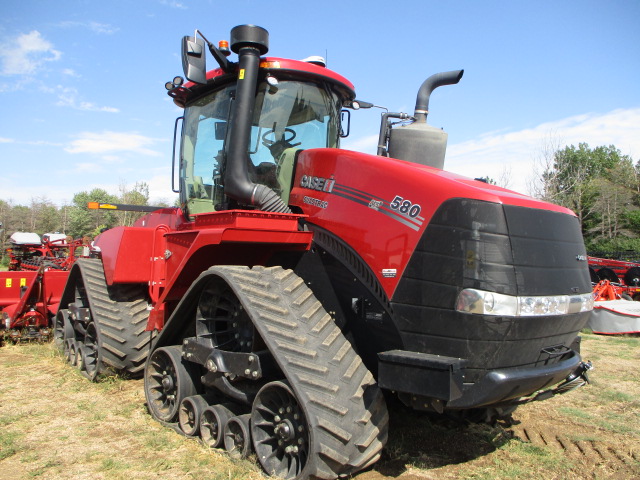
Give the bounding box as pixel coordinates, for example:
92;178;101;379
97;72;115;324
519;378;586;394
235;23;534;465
0;232;82;344
589;255;640;301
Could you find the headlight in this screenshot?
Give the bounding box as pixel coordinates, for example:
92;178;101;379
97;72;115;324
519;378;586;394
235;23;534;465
455;288;594;316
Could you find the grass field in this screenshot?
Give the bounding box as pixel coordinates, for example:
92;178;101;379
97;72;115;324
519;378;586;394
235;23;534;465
0;333;638;480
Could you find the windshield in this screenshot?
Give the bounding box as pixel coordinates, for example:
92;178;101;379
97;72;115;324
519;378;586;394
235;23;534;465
180;79;342;215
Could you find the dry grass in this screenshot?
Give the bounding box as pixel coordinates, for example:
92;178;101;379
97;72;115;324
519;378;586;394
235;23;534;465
0;333;639;480
0;344;263;480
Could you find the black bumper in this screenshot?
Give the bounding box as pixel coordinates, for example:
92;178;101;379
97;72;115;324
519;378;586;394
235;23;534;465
378;348;583;409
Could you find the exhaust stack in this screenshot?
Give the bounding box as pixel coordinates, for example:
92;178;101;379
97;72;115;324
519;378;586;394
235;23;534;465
413;70;464;123
387;70;463;169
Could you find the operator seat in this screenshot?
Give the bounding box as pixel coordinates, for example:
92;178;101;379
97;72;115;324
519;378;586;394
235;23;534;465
186;175;215;216
276;148;302;205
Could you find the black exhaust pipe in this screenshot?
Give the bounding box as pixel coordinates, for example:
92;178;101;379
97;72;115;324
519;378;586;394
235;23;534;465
223;25;291;213
413;69;464;123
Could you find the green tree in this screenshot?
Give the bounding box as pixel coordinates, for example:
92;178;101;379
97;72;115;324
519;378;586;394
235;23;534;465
29;197;61;235
116;181;150;227
69;189;119;238
542;143;634;233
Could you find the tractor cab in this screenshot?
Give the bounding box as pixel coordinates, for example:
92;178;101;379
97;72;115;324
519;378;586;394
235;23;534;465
169;26;355;218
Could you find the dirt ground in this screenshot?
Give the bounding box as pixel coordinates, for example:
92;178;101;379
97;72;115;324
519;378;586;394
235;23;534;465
0;333;638;480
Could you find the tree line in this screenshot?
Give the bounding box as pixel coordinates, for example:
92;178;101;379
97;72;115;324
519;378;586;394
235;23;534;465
0;182;172;249
534;143;640;255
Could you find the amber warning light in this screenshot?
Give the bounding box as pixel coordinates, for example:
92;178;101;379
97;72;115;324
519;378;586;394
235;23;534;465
219;40;230;56
87;202;117;210
87;202;163;213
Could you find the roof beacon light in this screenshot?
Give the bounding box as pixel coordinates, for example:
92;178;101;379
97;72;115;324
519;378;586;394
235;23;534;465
218;40;231;56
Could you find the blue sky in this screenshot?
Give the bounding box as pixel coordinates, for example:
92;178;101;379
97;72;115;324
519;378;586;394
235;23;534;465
1;0;639;207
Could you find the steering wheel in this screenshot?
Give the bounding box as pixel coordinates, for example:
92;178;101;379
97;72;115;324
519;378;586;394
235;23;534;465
261;128;297;147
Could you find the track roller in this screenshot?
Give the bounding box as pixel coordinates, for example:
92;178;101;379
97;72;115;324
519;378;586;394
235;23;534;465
76;345;87;373
224;413;252;459
145;345;198;423
65;338;78;366
200;403;243;448
178;394;216;437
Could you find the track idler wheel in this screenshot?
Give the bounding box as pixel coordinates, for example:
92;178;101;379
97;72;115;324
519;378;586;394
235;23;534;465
53;309;72;350
200;403;242;448
145;346;198;423
81;321;101;381
251;380;309;478
178;394;216;437
224;414;252;459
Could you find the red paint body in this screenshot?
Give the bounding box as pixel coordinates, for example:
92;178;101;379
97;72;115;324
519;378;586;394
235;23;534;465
289;148;573;299
92;209;312;331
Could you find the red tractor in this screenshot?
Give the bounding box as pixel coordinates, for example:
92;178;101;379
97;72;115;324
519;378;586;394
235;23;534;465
53;25;594;479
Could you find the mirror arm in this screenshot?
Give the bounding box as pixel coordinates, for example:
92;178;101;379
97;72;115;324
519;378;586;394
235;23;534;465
196;29;232;73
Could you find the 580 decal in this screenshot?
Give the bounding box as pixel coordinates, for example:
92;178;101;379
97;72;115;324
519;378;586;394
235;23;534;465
390;195;421;218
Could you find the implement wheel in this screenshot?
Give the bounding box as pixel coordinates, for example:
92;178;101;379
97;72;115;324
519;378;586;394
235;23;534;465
145;346;197;423
252;380;310;479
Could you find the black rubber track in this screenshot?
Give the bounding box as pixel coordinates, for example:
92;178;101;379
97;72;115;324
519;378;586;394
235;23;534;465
209;265;389;480
73;258;153;376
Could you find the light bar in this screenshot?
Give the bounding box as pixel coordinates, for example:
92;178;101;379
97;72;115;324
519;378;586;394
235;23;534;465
455;288;594;317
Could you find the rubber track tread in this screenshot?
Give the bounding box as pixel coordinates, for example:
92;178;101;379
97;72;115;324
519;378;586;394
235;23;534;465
75;258;153;376
209;265;388;479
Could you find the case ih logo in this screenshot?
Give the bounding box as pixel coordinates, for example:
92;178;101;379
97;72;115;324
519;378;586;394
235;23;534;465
300;175;335;193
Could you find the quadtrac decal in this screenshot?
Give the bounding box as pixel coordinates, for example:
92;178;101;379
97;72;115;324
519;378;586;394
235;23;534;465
298;175;424;231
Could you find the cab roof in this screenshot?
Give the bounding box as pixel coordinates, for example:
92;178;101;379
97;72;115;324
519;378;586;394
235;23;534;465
169;57;356;108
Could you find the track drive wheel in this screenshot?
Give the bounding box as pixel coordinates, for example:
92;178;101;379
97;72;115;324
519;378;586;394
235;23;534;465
145;346;198;423
224;414;252;459
251;380;311;478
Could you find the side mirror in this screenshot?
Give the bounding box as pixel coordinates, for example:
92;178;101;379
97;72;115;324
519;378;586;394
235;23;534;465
340;109;351;138
181;36;207;84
